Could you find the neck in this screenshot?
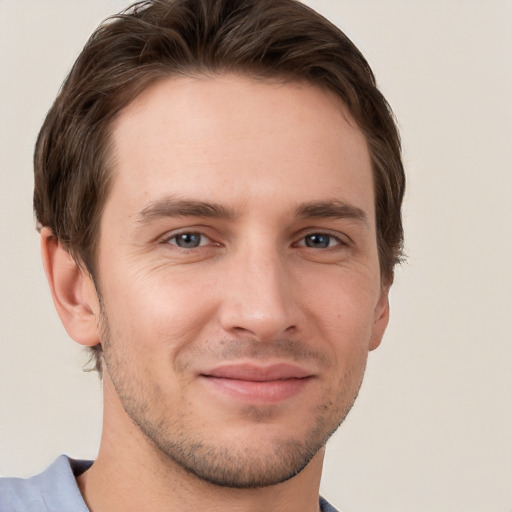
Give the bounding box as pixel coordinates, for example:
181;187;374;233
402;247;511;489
77;377;325;512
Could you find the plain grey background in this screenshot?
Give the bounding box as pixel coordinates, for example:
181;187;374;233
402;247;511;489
0;1;511;511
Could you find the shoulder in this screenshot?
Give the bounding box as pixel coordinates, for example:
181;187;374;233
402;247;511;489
0;455;92;512
320;495;341;512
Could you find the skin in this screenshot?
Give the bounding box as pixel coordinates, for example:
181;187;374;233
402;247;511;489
42;74;390;512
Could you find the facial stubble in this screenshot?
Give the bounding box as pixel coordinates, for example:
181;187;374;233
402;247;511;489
98;306;367;489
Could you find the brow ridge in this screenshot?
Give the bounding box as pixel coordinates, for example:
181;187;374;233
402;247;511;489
138;197;236;223
295;200;369;227
137;197;368;227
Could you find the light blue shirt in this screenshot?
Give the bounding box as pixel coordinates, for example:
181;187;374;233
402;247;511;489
0;456;91;512
0;456;339;511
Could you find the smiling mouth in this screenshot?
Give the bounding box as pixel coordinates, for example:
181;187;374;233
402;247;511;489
199;363;314;403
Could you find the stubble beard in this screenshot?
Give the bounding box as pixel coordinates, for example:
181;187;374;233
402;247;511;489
99;310;366;489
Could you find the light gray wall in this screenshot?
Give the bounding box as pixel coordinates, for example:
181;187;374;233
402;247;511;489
0;1;511;511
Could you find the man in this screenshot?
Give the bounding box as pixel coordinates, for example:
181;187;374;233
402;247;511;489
0;0;404;510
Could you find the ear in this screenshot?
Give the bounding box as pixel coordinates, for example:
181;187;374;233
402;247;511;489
369;284;390;351
41;228;101;347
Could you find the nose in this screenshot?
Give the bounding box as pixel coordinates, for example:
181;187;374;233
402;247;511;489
218;244;302;341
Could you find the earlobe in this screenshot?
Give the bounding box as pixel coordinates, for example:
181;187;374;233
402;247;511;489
41;228;101;347
369;285;390;351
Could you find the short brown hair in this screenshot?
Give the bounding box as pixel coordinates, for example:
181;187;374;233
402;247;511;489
34;0;405;372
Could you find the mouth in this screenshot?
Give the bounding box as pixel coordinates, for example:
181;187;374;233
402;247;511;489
199;363;314;403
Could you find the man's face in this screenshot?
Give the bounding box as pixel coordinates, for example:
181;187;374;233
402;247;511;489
92;74;389;487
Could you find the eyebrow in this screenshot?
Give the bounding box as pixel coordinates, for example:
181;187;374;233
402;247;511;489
137;197;369;227
295;200;369;228
137;198;236;224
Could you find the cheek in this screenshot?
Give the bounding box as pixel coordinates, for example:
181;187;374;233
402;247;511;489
303;272;378;365
306;269;378;328
101;265;219;356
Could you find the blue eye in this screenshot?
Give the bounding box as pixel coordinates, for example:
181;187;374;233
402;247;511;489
302;233;340;249
169;232;205;249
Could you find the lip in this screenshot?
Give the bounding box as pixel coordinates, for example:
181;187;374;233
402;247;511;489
199;363;314;403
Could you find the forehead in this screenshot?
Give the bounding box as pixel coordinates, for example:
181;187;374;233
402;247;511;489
107;73;374;221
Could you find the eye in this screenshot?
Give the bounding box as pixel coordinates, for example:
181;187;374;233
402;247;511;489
299;233;342;249
167;232;209;249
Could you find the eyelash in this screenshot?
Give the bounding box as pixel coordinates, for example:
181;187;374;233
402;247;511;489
163;230;348;251
165;231;213;249
296;233;346;249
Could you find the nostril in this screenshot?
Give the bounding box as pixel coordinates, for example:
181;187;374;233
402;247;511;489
227;323;298;342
